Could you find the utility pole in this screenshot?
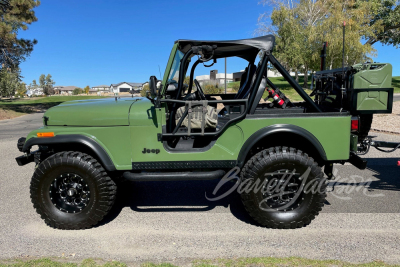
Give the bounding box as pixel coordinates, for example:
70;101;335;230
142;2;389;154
225;58;227;94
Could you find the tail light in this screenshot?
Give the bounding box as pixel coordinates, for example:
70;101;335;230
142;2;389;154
351;116;359;132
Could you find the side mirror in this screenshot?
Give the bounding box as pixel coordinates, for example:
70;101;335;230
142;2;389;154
149;76;157;97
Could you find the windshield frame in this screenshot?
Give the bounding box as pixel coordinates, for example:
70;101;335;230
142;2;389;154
161;43;179;95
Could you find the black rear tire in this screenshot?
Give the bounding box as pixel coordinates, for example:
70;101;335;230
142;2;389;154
30;151;116;230
359;114;373;142
240;147;327;229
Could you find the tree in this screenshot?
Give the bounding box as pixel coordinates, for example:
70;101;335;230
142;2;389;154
32;79;37;88
0;67;19;99
0;0;40;71
16;82;27;96
27;79;37;91
257;0;385;88
84;85;90;95
364;0;400;47
39;73;55;95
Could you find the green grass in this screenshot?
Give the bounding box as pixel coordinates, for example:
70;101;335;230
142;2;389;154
0;95;107;106
230;76;399;102
0;259;126;267
393;76;400;93
0;257;398;267
228;76;312;102
192;257;399;267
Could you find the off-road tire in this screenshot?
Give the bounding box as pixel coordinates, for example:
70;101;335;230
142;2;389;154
359;114;373;142
240;147;327;229
30;151;116;230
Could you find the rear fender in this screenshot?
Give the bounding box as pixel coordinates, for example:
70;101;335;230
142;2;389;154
237;124;327;168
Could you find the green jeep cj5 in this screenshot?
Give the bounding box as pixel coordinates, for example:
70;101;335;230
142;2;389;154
16;36;396;229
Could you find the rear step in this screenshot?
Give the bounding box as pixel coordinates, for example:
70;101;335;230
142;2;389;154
122;170;226;182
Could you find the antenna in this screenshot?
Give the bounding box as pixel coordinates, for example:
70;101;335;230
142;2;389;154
320;42;328;71
342;21;346;82
341;21;346;109
158;65;162;79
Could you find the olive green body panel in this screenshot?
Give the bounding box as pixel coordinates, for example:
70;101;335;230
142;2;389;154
26;126;132;170
130;112;351;164
44;98;139;126
25;96;350;170
350;63;393;112
128;98;159;127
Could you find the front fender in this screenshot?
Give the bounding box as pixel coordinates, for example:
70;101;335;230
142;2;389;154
22;135;116;171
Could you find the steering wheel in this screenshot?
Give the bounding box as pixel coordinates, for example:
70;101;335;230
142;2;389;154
194;79;206;100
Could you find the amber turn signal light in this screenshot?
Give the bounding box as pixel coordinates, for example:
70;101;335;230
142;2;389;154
37;132;55;138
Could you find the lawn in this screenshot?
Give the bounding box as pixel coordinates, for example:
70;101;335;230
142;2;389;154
229;76;400;102
393;76;400;93
228;75;312;102
0;257;397;267
0;95;107;106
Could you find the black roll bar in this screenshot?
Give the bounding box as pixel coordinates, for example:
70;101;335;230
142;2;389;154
188;59;202;94
246;54;269;114
267;53;322;112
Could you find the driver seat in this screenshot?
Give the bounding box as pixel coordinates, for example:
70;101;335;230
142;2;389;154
234;64;257;99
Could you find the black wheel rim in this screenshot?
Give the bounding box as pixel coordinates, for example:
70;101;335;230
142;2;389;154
49;173;91;213
261;168;304;211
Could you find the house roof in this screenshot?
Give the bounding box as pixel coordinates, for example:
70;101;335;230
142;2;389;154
58;86;78;91
92;85;109;88
111;82;143;88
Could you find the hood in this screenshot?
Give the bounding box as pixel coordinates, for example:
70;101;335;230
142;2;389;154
44;97;145;126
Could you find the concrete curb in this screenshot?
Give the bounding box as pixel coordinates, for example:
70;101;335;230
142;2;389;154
371;128;400;135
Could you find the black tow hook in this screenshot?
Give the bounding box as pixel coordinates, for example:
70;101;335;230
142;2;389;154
15;154;34;166
349;152;368;170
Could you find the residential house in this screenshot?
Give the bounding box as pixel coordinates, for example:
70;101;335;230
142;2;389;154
196;70;233;86
26;88;44;96
54;86;78;95
196;69;301;86
110;82;143;94
91;85;109;92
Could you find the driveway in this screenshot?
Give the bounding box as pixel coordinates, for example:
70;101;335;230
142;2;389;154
0;113;400;264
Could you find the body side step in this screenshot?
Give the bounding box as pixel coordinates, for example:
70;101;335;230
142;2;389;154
122;170;226;182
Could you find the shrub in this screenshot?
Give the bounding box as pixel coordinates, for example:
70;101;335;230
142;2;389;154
140;84;149;97
72;88;83;95
202;82;223;95
229;82;240;92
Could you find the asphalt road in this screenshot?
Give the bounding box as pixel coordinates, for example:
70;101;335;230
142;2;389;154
1;113;400;264
394;94;400;102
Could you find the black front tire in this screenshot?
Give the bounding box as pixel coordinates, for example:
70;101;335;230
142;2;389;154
240;147;327;229
30;151;117;230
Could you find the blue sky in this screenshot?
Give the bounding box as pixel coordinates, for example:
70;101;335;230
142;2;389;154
19;0;399;88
